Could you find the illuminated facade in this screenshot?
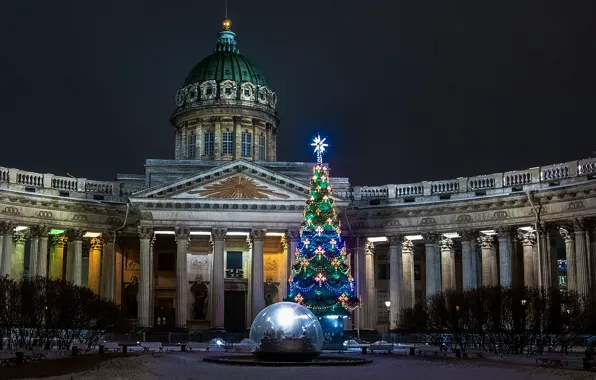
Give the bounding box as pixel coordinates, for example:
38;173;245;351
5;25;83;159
1;19;596;333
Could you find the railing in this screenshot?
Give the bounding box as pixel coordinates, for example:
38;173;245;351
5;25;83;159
352;157;596;201
0;166;145;199
225;269;244;279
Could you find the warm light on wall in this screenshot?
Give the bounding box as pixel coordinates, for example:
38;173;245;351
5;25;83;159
367;237;387;243
227;231;249;236
265;232;285;236
190;231;210;236
84;232;101;238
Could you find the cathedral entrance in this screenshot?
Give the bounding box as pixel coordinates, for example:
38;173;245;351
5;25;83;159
224;291;246;333
154;298;175;331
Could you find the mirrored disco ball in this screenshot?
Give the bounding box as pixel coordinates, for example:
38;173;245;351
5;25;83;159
249;302;324;361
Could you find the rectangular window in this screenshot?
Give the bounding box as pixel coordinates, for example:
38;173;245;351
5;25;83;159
377;263;389;280
204;131;214;156
158;253;175;271
226;251;243;270
222;131;234;155
259;134;266;159
187;130;196;158
241;131;252;157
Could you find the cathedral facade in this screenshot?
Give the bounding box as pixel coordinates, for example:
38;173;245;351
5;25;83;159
1;19;596;333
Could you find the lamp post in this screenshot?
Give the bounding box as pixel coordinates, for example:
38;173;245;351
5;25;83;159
385;300;391;333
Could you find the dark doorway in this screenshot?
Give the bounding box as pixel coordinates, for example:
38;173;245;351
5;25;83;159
154;298;175;331
224;291;246;333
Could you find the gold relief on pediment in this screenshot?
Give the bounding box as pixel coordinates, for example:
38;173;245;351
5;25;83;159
188;174;290;199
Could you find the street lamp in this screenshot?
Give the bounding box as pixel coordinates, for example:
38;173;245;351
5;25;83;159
385;300;391;331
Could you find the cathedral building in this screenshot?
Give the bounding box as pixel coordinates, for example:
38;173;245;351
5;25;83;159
1;18;595;333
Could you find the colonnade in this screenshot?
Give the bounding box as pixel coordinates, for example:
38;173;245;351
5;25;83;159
358;218;594;331
0;222;117;302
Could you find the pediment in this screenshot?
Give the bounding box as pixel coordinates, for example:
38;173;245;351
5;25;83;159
132;160;311;201
172;173;304;200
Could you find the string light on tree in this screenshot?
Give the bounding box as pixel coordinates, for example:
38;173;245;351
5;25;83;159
285;135;359;335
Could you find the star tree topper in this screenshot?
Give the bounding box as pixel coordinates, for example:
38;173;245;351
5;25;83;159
311;135;329;164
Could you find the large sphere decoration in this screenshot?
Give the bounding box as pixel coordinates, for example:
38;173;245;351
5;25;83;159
249;302;324;362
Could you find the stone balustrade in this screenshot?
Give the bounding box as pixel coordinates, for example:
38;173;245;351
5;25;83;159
0;167;144;200
353;157;596;202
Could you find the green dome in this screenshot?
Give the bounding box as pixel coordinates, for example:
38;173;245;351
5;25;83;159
183;31;268;87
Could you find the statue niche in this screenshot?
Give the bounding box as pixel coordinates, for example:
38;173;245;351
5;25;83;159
125;276;139;319
190;276;208;320
264;278;278;306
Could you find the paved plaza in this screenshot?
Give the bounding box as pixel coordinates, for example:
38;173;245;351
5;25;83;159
20;352;596;380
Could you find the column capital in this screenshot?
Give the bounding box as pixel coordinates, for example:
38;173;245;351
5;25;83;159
364;239;375;255
286;229;300;242
458;229;477;242
175;227;191;241
387;234;405;247
477;234;495;248
402;239;414;253
495;226;513;239
0;221;15;234
31;225;50;238
422;232;441;245
137;225;153;240
102;230;116;243
211;227;227;241
66;228;85;241
439;236;453;250
572;217;585;232
559;227;574;242
13;231;26;244
90;237;102;250
518;230;537;246
250;228;267;241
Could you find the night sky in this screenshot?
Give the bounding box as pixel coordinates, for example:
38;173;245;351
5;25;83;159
1;1;594;186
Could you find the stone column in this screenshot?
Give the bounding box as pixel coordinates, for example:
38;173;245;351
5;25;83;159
149;234;155;327
478;235;497;287
402;239;415;308
67;229;85;286
88;237;102;294
251;228;266;319
137;226;153;327
353;238;366;333
387;234;404;331
423;233;441;297
29;227;40;278
496;227;513;288
211;228;227;330
573;218;590;295
440;237;455;290
175;227;190;328
36;226;50;277
520;231;537;287
100;231;116;301
12;232;26;279
0;222;14;277
364;239;376;330
559;227;576;292
459;230;476;290
537;223;552;289
285;229;300;298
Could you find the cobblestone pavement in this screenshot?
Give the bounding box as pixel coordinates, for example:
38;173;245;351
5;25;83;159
24;352;596;380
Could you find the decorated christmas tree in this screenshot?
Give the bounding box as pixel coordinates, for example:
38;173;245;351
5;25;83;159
286;136;359;339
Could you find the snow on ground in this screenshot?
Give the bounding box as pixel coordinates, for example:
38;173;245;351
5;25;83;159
25;352;596;380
